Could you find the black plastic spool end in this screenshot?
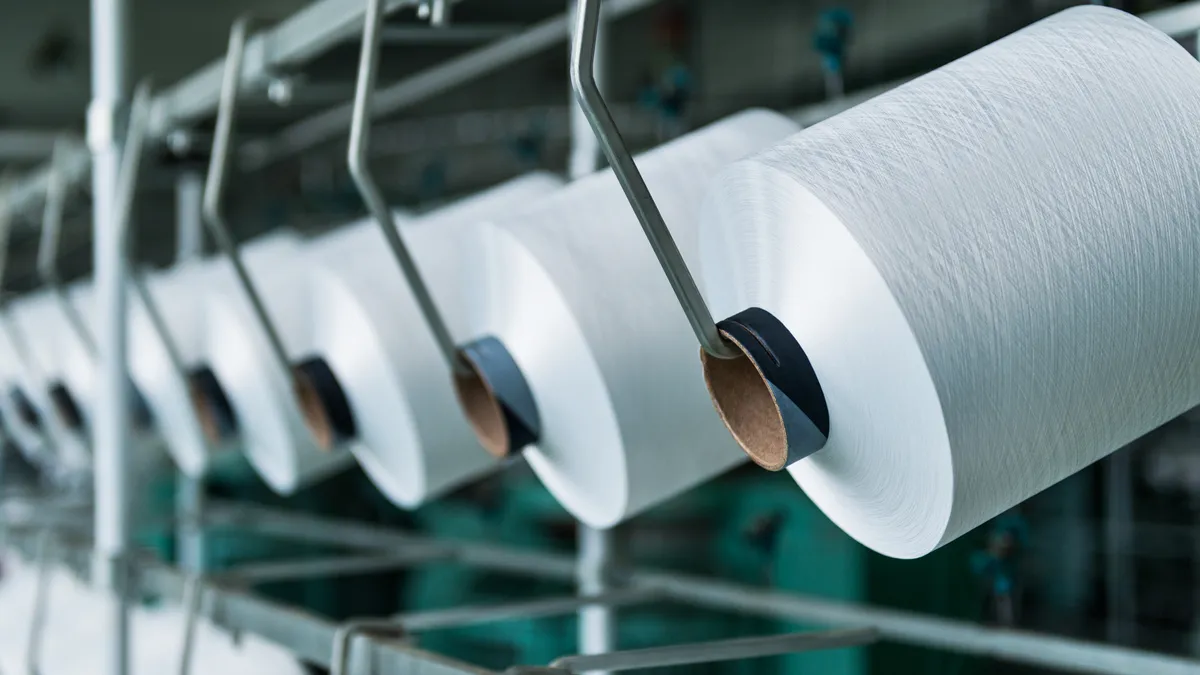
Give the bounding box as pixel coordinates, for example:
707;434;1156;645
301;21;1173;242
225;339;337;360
704;307;829;471
292;356;357;450
188;366;238;443
454;336;540;459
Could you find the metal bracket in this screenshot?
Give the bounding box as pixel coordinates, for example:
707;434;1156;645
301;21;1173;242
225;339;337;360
202;17;295;380
331;620;409;675
348;0;467;376
568;0;735;360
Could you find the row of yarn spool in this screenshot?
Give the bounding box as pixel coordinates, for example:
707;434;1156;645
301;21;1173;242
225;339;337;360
3;5;1198;558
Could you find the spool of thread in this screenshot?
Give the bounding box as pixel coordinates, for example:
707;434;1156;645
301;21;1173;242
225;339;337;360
455;110;800;527
7;291;90;473
0;320;50;464
203;230;353;494
698;6;1200;558
303;173;562;507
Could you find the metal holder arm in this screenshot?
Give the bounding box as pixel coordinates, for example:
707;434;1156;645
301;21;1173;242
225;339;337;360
349;0;467;376
37;139;97;357
202;17;294;378
0;176;42;382
568;0;735;360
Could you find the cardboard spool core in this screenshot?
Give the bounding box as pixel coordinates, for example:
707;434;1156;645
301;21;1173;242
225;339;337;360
48;382;85;431
188;367;236;445
453;355;511;459
290;358;356;452
702;330;790;472
10;387;41;429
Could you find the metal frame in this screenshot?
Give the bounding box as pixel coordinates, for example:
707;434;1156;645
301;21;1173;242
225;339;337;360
3;500;1198;675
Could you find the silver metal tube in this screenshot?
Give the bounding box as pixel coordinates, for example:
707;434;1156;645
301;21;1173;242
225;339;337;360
174;169;205;577
1105;447;1135;644
569;0;735;359
175;172;204;260
348;0;467;375
577;527;619;675
25;530;53;675
568;0;604;181
90;0;132;671
202;17;295;379
546;628;878;673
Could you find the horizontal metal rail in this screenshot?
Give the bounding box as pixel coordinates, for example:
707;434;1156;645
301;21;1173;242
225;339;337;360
205;502;1200;675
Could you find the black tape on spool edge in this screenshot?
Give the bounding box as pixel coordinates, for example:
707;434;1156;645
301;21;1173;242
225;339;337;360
455;336;540;458
292;356;357;450
188;366;238;443
11;387;41;429
48;381;85;431
130;381;155;431
711;307;829;470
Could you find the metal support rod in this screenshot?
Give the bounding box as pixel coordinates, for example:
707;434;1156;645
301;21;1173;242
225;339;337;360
174;169;205;576
90;0;133;670
38;139;97;356
25;530;53;675
202;17;295;379
577;526;620;675
569;0;734;359
175;171;204;260
568;0;604;181
1106;446;1135;644
349;0;467;375
535;628;878;673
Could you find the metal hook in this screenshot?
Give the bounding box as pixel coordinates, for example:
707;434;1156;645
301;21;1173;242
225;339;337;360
0;177;49;440
202;17;294;379
568;0;735;360
37;138;97;358
331;619;408;675
349;0;467;376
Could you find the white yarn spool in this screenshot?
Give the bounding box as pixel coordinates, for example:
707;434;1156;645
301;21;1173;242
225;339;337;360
699;6;1200;558
8;290;90;472
202;230;350;493
0;317;50;463
304;173;562;507
457;110;800;527
124;260;221;475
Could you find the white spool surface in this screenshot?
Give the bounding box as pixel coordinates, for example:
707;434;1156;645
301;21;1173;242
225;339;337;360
461;110;800;527
306;173;563;507
700;7;1200;558
203;231;352;494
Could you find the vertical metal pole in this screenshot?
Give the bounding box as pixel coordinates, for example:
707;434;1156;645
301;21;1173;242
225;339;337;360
174;171;205;575
578;526;622;675
175;172;204;261
89;0;131;673
570;5;617;671
1105;448;1135;645
568;0;605;180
